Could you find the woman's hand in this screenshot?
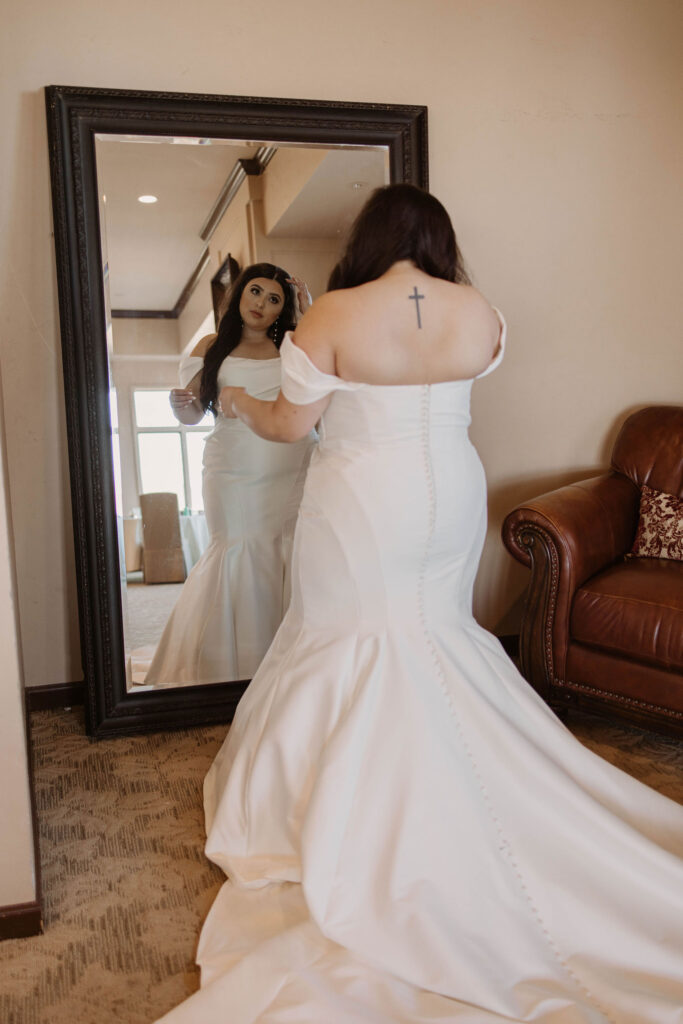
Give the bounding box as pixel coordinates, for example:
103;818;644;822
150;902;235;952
170;384;206;425
288;276;313;318
169;388;196;413
219;386;246;418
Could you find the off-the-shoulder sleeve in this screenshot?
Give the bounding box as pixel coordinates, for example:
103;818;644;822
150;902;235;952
280;333;362;406
179;355;203;388
475;308;507;380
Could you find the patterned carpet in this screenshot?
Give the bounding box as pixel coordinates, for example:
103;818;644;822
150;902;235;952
1;709;226;1024
0;706;681;1024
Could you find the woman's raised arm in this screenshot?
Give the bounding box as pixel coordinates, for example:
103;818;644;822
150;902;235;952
169;334;215;425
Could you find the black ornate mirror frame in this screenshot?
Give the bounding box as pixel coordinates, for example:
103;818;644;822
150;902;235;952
45;84;428;738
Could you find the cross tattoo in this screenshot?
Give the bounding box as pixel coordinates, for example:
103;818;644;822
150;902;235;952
408;286;425;329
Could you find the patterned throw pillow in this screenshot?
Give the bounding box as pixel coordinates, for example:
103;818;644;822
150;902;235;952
629;484;683;561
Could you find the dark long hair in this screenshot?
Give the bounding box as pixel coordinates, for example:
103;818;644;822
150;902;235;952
200;262;296;414
327;184;470;291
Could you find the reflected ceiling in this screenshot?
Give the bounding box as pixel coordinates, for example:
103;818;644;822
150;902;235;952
95;137;388;312
96;137;254;310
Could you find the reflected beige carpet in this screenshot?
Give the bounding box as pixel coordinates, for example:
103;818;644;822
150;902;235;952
124;582;183;655
0;706;681;1024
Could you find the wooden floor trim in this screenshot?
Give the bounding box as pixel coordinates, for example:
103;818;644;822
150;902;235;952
26;680;85;712
0;900;43;941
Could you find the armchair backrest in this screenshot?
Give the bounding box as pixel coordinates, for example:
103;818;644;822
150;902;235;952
139;492;186;584
140;492;182;549
611;406;683;497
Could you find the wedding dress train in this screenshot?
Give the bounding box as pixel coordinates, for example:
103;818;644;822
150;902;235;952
156;321;683;1022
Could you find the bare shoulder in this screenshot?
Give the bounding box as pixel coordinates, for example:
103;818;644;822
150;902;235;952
449;283;496;316
302;283;382;334
190;333;217;358
449;285;500;346
299;289;353;327
289;293;345;375
446;286;502;379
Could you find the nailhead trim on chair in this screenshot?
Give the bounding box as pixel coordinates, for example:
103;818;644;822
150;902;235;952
519;523;560;684
554;678;683;719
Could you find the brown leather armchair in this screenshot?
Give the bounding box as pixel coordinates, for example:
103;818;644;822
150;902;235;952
502;406;683;738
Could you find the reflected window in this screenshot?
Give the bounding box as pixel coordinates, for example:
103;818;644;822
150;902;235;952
133;389;212;511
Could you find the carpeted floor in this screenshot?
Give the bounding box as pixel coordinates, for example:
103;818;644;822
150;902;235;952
123;582;183;655
0;706;681;1024
1;709;226;1024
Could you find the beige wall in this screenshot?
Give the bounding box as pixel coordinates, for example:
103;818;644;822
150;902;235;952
1;0;681;704
261;149;328;236
248;182;341;299
265;239;340;305
176;262;215;354
210;178;252;291
0;372;37;906
112;317;180;358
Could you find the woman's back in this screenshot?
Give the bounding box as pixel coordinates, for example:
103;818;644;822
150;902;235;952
294;261;501;386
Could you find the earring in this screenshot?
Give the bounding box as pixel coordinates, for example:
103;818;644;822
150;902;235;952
272;319;280;346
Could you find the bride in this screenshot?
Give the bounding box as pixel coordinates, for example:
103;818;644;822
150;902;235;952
143;263;314;687
156;186;683;1022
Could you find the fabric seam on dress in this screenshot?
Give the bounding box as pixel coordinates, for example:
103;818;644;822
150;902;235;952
416;384;615;1024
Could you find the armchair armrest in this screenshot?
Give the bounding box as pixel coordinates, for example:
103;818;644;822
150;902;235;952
503;472;640;587
501;472;639;693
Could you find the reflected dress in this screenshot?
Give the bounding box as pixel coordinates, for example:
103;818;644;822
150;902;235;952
156;321;683;1022
144;355;313;686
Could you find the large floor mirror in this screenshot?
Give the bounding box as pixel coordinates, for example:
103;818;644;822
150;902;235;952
46;85;428;736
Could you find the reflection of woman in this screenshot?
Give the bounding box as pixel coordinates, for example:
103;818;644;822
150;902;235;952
144;263;314;687
157;188;683;1021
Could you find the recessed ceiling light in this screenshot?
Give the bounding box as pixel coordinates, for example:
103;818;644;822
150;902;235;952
138;195;158;204
350;181;368;190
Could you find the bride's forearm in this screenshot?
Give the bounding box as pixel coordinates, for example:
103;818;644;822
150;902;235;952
232;392;289;442
230;388;326;443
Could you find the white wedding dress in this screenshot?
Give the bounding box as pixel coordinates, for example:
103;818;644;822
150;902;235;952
156;322;683;1023
144;355;313;686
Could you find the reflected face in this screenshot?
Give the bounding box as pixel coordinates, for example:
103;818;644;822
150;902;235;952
239;278;285;333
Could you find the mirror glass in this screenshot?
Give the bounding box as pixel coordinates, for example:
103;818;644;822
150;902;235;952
94;135;389;691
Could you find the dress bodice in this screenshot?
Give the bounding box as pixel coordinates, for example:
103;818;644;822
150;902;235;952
218;356;282;398
279;311;506;444
178;353;312;471
179;354;282;400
